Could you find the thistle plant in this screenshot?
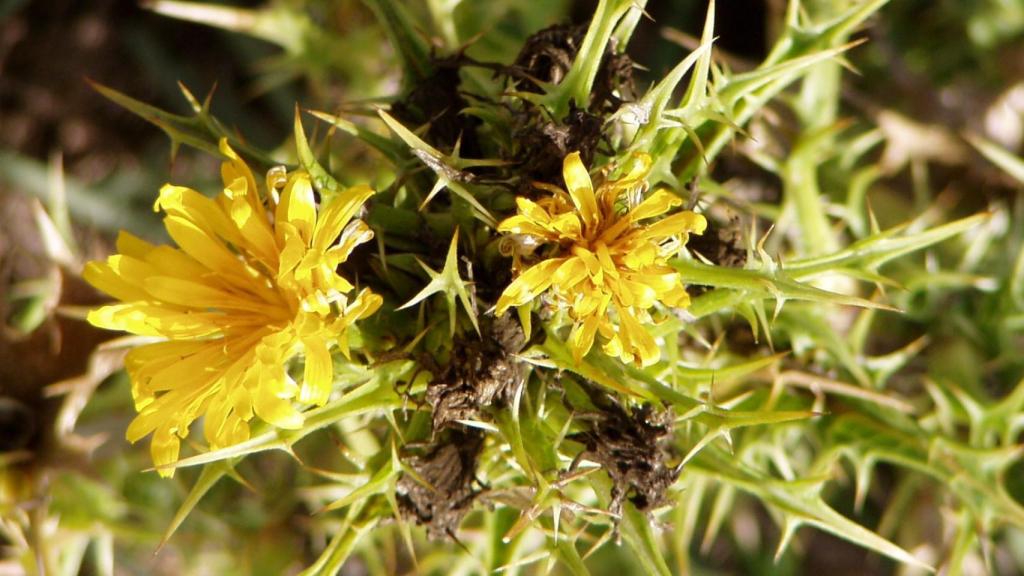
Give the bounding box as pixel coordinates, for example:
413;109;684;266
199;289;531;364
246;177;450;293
2;0;1023;575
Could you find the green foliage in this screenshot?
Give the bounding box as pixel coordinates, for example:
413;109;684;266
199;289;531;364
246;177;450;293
4;0;1023;574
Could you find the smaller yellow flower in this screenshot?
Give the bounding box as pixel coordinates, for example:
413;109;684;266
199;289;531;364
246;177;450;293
84;140;381;475
496;152;706;367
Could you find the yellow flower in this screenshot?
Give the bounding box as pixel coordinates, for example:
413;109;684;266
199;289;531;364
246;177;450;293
84;140;382;476
496;152;706;367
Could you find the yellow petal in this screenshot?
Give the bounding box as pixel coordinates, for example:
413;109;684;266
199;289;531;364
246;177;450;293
300;337;333;406
115;230;157;259
83;261;150;303
572;246;602;278
107;254;159;287
276;173;317;243
126;340;211;378
226;189;277;268
253;374;303;429
497;214;557;239
562;152;599;230
603;332;624;360
550;213;583;240
276;225;307;279
495;257;566;314
660;283;691;308
595;242;621;280
164;216;244;278
142;276;236;309
618;306;660;367
627;270;680;295
572;289;610;318
628;189;682;222
223;416;250;448
532;181;568;197
150;426;181;478
219;139;258;208
552;257;589;290
621;242;659;269
569;313;601;364
126;406;162;443
512;197;553;227
312;184;375;253
204;394;235;449
210;415;249;449
230;370;256;421
155;184;243;247
346;289;383;320
144;246;209;280
604;153;651;189
620;277;658;309
634;211;707;242
606;276;634;308
327;220;375;266
326;273;355;296
88;303;222;338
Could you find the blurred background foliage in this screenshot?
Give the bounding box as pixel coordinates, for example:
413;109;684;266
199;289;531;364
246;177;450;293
1;0;1023;575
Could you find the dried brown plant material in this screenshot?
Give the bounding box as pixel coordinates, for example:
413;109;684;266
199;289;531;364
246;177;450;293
570;396;679;516
689;215;747;268
508;22;635;188
396;428;485;540
511;23;635;113
425;312;526;432
390;56;481;156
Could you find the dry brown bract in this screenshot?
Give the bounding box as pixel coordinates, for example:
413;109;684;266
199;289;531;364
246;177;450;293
511;23;635;113
396;428;485;540
688;214;747;268
570;397;679;517
425;312;527;432
508;22;635;189
391;55;481;157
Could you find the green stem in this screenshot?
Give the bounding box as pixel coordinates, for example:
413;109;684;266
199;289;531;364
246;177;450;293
783;136;838;256
362;0;434;87
299;509;379;576
549;0;633;118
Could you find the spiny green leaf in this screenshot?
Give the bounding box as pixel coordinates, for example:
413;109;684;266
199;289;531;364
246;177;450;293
967;134;1024;184
396;229;479;336
323;458;398;512
377;109;498;226
307;109;405;164
674;18;881;180
619;501;672;576
362;0;434;86
540;0;636;117
89;80;275;168
159;460;239;547
673;258;896;317
537;329;656;399
554;538;591;576
679;0;715;112
299;509;379;576
609;0;648;52
689;447;932;571
294;109;345;200
663;352;787;387
576;349;814;437
785;212;991;277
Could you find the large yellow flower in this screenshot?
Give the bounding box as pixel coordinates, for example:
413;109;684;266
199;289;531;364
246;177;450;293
84;140;382;476
496;152;706;367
